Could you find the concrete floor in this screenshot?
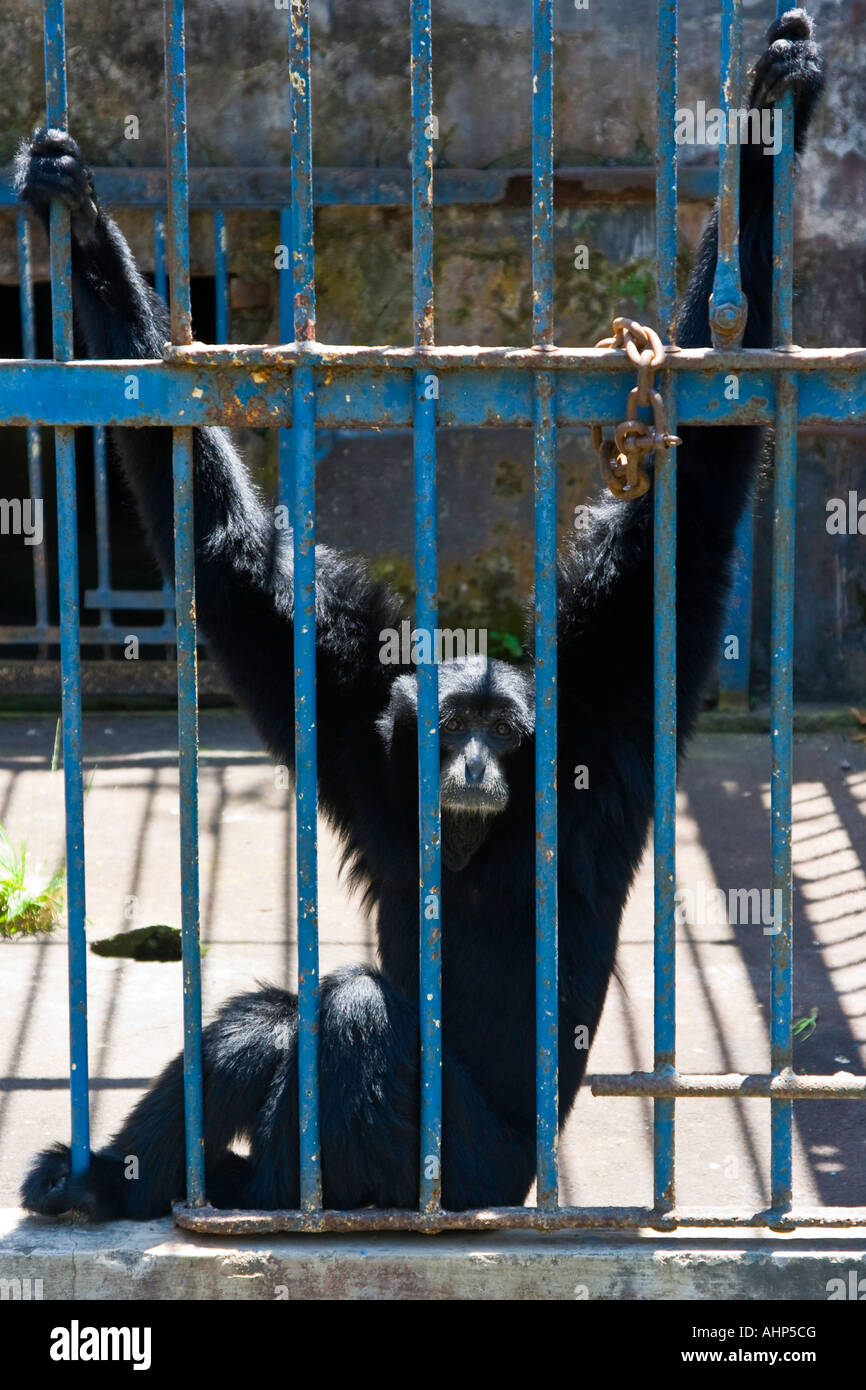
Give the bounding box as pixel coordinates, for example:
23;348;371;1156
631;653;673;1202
1;711;864;1215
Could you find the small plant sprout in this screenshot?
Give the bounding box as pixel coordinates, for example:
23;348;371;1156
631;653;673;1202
0;824;64;938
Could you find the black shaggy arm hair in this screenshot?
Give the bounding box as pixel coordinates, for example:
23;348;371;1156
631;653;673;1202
14;133;403;849
552;8;824;830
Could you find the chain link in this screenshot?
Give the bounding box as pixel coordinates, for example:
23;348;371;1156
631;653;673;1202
591;317;681;500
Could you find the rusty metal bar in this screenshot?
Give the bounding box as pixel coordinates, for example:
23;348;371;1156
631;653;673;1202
592;1071;866;1099
289;0;322;1211
531;0;559;1211
158;343;866;370
410;0;442;1215
173;1201;866;1235
163;0;192;345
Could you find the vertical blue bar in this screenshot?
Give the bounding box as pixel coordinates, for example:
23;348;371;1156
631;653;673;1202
709;0;746;349
16;213;50;639
153;211;168;306
533;372;558;1209
532;0;558;1209
43;0;90;1179
164;0;193;346
652;396;678;1216
213;209;229;344
531;0;554;349
289;3;316;341
769;2;796;1214
172;428;205;1205
652;0;679;1217
411;0;442;1213
278;204;293;511
163;0;204;1205
289;0;321;1210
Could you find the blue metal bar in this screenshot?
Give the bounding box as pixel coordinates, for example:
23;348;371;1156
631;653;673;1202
770;377;797;1214
163;0;204;1206
278;204;293;510
0;624;177;646
769;3;797;1212
656;2;678;344
43;0;90;1179
16;213;50;638
0;162;723;210
652;392;678;1216
531;0;554;350
709;0;746;349
213;209;229;343
153;211;168;306
163;0;193;345
2;356;865;429
171;427;205;1206
292;367;320;1209
289;3;315;340
652;0;680;1218
531;0;558;1209
533;373;558;1209
289;0;321;1210
410;0;442;1214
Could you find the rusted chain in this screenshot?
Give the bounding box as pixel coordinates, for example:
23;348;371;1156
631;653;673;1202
591;317;681;500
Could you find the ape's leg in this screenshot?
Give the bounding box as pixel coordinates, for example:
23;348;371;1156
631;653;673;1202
20;988;294;1220
21;966;535;1218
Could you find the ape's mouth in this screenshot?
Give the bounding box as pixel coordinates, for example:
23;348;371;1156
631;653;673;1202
440;780;509;814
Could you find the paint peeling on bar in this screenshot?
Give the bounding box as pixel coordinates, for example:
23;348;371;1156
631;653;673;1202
172;1202;866;1236
171;427;205;1207
163;0;192;346
652;0;679;1220
289;0;322;1212
592;1071;866;1099
531;0;559;1212
411;0;442;1215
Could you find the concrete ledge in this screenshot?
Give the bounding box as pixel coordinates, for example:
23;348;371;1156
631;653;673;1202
1;1212;865;1300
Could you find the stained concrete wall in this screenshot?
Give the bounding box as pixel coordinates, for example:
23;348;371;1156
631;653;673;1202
2;1210;866;1300
0;0;864;693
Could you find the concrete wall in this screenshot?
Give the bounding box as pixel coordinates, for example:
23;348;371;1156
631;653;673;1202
0;0;864;694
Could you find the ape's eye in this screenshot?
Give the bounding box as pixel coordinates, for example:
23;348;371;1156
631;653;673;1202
495;720;513;737
444;716;463;733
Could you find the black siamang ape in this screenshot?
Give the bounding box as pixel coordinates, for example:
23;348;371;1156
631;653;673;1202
18;11;823;1219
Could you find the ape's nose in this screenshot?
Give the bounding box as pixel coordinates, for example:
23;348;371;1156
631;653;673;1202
464;750;486;785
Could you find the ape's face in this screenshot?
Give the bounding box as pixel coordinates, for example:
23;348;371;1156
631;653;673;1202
378;654;534;832
438;700;523;814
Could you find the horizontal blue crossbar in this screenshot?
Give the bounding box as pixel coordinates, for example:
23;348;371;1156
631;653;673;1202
0;356;863;428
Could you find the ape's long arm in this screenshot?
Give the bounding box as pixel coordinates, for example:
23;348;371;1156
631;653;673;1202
555;10;824;792
15;137;401;847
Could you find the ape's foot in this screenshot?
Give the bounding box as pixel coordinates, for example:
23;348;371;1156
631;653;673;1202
751;9;824;110
14;128;98;241
20;1142;128;1222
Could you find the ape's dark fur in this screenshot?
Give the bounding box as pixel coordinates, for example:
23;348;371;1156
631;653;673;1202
18;12;823;1219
